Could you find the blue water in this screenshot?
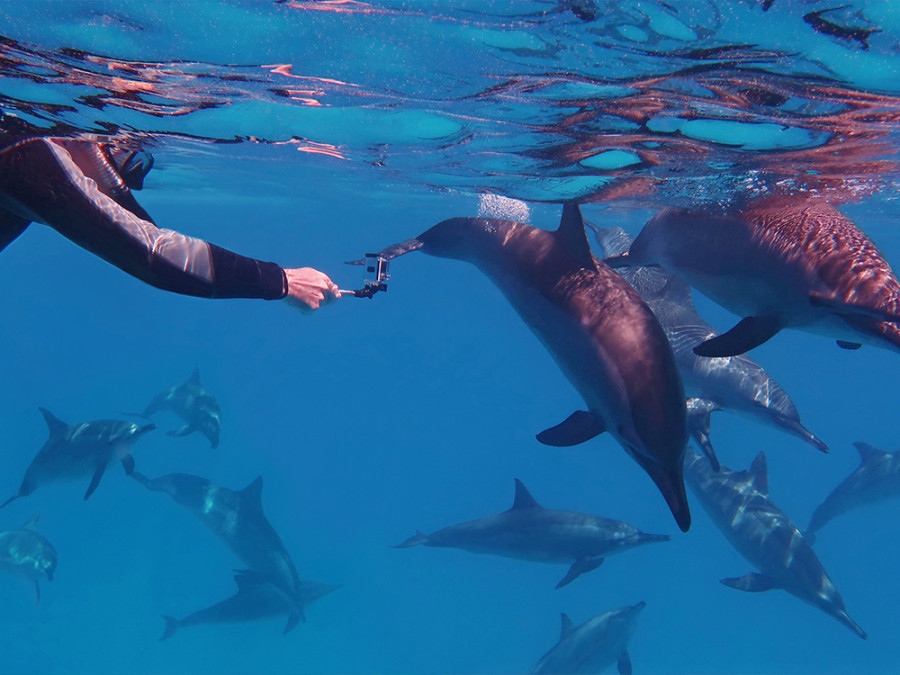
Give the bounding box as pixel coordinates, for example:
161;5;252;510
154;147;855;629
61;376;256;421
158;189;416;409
1;1;900;673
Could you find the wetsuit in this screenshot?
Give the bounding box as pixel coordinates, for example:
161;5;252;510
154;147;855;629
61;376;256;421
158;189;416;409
0;137;288;299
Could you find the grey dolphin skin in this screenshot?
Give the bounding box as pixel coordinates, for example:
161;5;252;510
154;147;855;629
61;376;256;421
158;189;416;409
806;441;900;540
394;479;669;588
605;196;900;357
130;470;307;631
531;602;645;675
366;203;691;531
0;514;57;603
592;223;827;469
160;570;342;641
0;408;155;509
684;447;867;639
142;367;222;448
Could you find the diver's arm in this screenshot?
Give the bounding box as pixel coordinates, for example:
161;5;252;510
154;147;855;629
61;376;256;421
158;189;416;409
0;138;288;299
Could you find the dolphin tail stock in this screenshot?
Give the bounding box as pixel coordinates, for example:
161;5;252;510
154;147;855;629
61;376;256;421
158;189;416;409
159;615;180;641
345;238;424;266
392;530;428;548
555;556;604;589
693;315;782;357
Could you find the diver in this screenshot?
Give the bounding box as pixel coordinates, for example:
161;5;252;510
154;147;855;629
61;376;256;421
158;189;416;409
0;133;341;312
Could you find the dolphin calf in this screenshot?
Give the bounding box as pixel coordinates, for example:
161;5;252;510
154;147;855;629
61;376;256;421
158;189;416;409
0;408;155;509
605;196;900;357
141;367;221;448
684;447;867;639
160;570;342;640
531;602;645;675
592;223;827;468
806;441;900;541
0;514;57;602
364;203;690;531
394;479;669;588
131;470;307;630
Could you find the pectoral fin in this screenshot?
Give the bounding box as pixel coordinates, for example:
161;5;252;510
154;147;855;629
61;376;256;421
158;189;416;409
84;462;108;500
693;316;781;357
34;581;41;604
836;340;862;350
556;556;604;589
120;454;135;476
686;398;721;472
537;411;605;447
166;424;194;438
618;652;633;675
284;610;305;634
720;572;778;592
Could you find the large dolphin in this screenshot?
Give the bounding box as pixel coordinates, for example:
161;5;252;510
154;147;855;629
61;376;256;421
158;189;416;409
131;471;307;630
364;203;690;531
592;223;827;469
0;408;155;509
160;570;342;641
140;367;222;449
394;479;669;588
806;441;900;541
605;196;900;357
530;602;646;675
684;447;867;639
0;514;57;602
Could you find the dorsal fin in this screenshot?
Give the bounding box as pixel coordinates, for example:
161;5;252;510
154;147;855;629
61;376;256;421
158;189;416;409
189;366;201;383
556;203;598;271
38;408;67;435
748;452;769;495
560;613;576;640
19;514;40;531
854;441;888;464
241;476;264;506
511;479;542;510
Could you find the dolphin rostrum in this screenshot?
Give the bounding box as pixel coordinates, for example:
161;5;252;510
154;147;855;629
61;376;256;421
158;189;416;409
530;602;646;675
592;223;827;469
0;408;155;509
684;447;867;639
0;514;57;602
160;570;342;641
131;471;307;631
606;196;900;357
806;441;900;541
363;203;690;531
140;367;222;448
394;479;669;588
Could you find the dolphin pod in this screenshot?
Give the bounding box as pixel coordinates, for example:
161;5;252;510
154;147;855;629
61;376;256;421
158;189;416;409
394;479;669;588
606;196;900;357
591;223;828;468
367;203;691;531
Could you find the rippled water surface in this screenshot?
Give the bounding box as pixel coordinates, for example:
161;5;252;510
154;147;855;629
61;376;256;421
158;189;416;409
1;1;899;674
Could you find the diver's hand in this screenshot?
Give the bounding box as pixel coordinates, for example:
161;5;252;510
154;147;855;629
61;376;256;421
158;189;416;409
283;267;341;313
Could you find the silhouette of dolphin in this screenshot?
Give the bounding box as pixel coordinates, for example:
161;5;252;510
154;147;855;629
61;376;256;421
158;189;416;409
592;223;827;468
0;514;57;603
131;471;307;630
160;570;342;641
806;441;900;541
140;367;221;449
684;448;867;639
363;203;690;531
531;602;646;675
0;409;155;509
394;479;669;588
606;196;900;357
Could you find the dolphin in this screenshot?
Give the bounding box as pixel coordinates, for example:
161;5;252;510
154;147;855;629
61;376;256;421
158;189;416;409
131;470;307;630
605;196;900;357
684;447;867;639
592;223;828;469
0;514;57;603
0;408;155;509
531;602;646;675
160;570;342;641
806;441;900;541
140;367;222;448
363;203;690;531
394;479;669;588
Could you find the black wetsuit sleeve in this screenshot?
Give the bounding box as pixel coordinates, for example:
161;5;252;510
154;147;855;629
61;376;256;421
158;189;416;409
0;138;288;300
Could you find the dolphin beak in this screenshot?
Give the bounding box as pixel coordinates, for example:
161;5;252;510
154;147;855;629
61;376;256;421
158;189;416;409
138;423;157;436
638;456;691;533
